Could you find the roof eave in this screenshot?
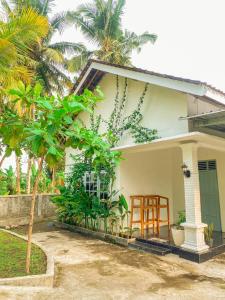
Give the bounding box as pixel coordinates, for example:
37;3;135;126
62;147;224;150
73;60;225;106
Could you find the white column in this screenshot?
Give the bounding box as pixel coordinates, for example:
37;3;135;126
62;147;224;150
113;165;121;192
180;142;209;253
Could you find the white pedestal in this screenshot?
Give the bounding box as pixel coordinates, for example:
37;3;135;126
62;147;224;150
181;222;209;253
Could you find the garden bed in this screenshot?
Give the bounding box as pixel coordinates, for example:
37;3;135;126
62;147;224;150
0;230;46;278
0;229;54;287
54;222;135;247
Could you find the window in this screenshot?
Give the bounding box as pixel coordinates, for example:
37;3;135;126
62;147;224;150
198;160;217;171
83;171;109;199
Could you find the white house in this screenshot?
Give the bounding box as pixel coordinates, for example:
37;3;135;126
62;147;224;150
66;59;225;256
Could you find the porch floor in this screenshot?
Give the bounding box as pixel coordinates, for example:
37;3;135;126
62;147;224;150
134;226;225;263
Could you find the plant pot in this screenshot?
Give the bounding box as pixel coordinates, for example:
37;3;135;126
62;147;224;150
171;227;185;246
208;238;214;248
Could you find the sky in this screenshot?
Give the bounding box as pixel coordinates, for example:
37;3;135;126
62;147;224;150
52;0;225;91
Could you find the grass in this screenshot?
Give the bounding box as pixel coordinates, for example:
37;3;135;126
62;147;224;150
0;230;47;278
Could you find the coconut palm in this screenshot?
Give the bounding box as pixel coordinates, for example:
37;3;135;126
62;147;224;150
1;0;87;94
67;0;157;71
0;5;49;89
0;6;49;187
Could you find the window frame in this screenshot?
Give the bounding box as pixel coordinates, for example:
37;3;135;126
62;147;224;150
83;170;109;199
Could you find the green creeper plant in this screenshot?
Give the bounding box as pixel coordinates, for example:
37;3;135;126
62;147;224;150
93;76;159;147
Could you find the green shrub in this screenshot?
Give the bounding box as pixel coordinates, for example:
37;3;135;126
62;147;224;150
52;155;129;235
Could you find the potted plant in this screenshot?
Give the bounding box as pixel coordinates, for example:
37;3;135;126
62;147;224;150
122;227;140;239
171;210;186;246
204;223;214;247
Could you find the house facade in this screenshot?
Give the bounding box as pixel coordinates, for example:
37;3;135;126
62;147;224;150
66;60;225;254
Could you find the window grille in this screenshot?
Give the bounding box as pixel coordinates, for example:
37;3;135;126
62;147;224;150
83;171;109;199
198;160;217;171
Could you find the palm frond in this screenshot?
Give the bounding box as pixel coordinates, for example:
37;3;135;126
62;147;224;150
40;0;55;16
66;11;96;42
0;0;12;15
67;0;157;69
2;7;49;47
121;30;157;54
0;6;49;88
42;47;64;64
66;51;93;73
0;39;16;68
36;58;72;95
50;11;69;33
49;41;88;56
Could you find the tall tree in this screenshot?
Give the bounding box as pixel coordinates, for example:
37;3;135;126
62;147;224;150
1;82;121;273
67;0;157;71
16;156;21;194
1;0;86;94
0;6;49;172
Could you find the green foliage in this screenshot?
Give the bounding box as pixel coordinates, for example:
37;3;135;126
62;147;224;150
30;164;52;193
0;163;60;195
52;154;128;236
0;166;16;195
0;83;104;168
93;76;158;146
176;210;186;229
67;0;157;70
0;6;49;89
204;223;214;243
128;124;158;144
1;83;121;197
2;0;85;94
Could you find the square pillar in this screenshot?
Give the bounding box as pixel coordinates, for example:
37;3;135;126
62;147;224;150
180;142;209;253
113;165;121;192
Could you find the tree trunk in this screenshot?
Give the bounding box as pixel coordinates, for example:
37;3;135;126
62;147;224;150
26;156;44;274
51;167;55;191
26;157;33;194
0;153;6;168
16;156;21;194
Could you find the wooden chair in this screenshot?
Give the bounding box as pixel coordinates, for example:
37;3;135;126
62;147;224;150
130;195;145;236
155;195;170;236
143;195;158;235
130;195;157;236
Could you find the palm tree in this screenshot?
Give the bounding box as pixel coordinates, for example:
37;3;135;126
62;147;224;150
1;0;86;94
0;5;49;190
0;5;49;90
67;0;157;71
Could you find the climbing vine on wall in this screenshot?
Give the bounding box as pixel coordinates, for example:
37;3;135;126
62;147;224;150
90;75;158;146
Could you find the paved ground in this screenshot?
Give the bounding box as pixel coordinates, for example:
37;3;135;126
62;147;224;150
1;223;225;299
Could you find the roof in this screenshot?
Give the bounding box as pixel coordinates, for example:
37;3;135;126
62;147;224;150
184;110;225;134
72;59;225;106
112;132;225;153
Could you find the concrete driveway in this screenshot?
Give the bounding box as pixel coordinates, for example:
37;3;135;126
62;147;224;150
1;223;225;299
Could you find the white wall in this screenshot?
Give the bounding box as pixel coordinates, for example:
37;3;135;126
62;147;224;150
77;73;189;145
119;147;185;226
118;146;225;231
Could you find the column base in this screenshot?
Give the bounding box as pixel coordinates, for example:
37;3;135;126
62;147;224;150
181;222;209;253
